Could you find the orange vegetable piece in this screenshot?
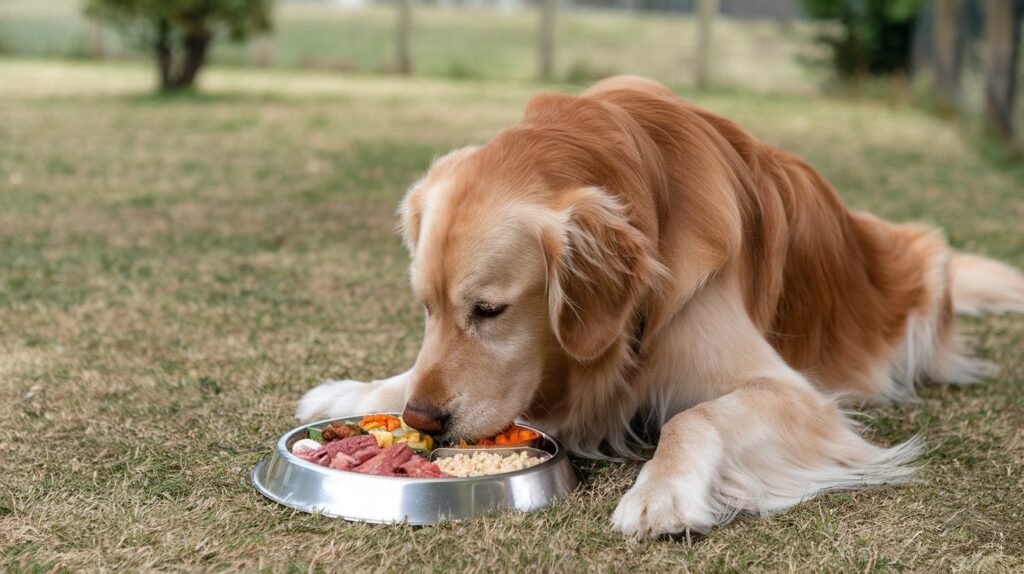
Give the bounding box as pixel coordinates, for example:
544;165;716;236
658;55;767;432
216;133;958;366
360;414;402;431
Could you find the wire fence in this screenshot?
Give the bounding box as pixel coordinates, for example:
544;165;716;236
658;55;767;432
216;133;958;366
3;0;1024;144
0;0;820;92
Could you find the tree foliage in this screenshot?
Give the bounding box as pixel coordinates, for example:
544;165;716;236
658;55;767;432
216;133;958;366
802;0;921;77
85;0;273;90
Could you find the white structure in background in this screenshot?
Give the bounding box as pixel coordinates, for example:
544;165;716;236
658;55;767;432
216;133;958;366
437;0;529;9
330;0;369;8
323;0;531;10
311;0;800;19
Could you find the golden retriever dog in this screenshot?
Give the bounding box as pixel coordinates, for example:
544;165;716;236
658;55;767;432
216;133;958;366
297;76;1024;536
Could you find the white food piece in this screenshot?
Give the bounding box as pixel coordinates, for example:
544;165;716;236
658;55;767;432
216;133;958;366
435;451;544;477
292;438;322;453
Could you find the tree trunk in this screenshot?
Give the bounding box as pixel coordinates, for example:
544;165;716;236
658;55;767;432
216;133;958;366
695;0;718;89
911;2;933;82
933;0;963;111
539;0;557;82
155;18;174;90
177;31;211;88
984;0;1023;143
153;20;211;92
397;0;414;75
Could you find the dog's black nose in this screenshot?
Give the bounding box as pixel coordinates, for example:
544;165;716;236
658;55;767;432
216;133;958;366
402;403;449;433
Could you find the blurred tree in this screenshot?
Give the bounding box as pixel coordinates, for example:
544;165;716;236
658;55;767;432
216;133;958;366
984;0;1023;143
85;0;273;91
933;0;964;111
802;0;921;77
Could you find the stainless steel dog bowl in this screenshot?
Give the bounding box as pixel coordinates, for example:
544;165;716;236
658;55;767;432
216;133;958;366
251;416;578;524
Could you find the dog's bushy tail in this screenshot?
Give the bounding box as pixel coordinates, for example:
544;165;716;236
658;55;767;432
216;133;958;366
951;254;1024;316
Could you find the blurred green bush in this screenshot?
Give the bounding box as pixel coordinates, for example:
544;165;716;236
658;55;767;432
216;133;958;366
801;0;920;77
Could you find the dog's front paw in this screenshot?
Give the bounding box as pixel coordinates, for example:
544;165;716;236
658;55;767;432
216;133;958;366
611;472;716;538
295;379;369;421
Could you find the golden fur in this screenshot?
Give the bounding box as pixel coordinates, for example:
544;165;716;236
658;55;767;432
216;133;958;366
297;76;1024;536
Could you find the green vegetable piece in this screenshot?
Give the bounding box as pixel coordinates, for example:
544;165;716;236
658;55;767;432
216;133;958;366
308;427;323;442
406;440;429;453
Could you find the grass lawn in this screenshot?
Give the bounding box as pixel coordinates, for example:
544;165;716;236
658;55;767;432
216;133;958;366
0;0;821;91
1;59;1023;572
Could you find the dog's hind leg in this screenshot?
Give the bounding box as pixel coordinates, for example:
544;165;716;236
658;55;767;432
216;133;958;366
888;233;1010;392
295;370;410;422
921;252;1024;385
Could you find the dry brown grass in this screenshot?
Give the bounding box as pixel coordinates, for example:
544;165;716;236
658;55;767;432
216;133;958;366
0;61;1022;573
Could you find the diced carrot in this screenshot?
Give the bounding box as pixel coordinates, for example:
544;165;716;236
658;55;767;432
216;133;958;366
495;434;509;445
386;418;401;431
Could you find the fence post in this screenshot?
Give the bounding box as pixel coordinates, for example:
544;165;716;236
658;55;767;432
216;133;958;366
933;0;963;111
397;0;414;75
695;0;718;89
539;0;557;82
255;35;272;68
984;0;1023;143
87;18;106;59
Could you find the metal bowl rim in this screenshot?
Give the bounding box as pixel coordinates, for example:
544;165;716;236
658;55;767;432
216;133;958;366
275;414;568;483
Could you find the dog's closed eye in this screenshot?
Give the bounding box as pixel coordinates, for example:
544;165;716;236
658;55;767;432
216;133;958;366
473;302;507;319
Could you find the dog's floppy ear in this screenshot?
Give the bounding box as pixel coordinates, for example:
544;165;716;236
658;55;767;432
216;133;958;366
543;187;668;363
398;181;424;252
398;145;478;252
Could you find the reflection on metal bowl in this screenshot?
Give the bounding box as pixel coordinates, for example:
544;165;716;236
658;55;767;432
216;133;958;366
251;416;578;524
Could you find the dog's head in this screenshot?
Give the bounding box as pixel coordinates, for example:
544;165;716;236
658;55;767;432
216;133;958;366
395;93;671;439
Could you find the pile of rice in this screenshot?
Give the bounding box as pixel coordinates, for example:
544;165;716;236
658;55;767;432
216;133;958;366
435;450;544;477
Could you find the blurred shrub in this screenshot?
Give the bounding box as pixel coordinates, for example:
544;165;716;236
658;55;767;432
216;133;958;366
445;60;480;81
85;0;274;91
802;0;921;77
564;60;619;85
